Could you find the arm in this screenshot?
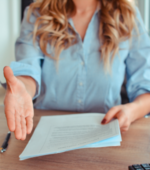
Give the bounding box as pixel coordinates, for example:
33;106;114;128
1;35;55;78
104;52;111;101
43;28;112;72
101;7;150;132
131;93;150;121
101;94;150;132
3;6;44;140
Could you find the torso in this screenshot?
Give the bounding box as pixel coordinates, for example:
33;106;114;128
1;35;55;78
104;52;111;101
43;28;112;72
34;8;129;113
14;6;150;114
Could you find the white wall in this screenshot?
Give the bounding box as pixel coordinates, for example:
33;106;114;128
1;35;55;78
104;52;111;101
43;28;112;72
0;0;21;82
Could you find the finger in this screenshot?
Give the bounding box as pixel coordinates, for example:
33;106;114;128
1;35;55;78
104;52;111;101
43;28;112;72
26;116;33;134
20;115;26;140
5;107;15;132
121;128;128;133
121;126;129;132
121;131;126;134
101;106;121;124
25;108;34;118
3;66;17;91
14;112;22;140
117;113;126;128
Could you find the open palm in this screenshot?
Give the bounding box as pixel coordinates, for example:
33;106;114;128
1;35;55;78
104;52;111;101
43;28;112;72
3;66;34;140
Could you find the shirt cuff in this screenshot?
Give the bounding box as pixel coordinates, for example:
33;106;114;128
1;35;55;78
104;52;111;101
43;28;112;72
129;88;150;102
0;62;41;100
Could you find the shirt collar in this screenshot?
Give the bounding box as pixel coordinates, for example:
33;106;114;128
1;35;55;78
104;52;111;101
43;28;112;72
95;1;101;14
68;2;101;27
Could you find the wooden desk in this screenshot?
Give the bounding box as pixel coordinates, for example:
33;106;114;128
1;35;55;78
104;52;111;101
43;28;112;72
0;106;150;170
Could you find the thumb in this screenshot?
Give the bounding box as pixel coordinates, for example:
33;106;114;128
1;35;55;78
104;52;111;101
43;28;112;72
101;106;121;125
3;66;17;92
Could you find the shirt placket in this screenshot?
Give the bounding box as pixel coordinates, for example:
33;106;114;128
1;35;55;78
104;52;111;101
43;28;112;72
77;42;86;111
68;12;97;112
76;13;97;112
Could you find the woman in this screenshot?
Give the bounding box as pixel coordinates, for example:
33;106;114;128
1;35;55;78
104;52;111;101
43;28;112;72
3;0;150;141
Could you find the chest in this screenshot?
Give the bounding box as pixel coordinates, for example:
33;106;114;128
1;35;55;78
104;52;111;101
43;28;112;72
71;11;96;41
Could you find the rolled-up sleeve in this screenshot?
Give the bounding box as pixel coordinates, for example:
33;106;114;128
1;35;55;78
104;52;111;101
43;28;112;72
125;7;150;102
3;7;44;100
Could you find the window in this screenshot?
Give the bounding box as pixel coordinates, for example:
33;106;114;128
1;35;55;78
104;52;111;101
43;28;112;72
137;0;150;35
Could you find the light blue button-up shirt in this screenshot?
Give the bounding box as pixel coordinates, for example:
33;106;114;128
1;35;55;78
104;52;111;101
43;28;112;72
7;6;150;113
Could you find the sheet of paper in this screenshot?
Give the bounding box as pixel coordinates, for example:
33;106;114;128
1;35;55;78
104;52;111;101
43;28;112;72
85;135;121;147
20;113;121;160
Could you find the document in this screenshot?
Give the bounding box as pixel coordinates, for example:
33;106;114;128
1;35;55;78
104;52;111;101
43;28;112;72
19;113;122;160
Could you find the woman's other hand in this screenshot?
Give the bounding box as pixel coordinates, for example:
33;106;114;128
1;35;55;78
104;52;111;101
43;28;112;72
3;66;34;140
101;103;137;133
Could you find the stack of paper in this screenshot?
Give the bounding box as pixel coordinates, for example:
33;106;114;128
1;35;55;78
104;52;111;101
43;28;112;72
19;113;122;160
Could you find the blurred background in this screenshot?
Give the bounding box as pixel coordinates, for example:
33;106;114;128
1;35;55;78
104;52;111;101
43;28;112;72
0;0;150;83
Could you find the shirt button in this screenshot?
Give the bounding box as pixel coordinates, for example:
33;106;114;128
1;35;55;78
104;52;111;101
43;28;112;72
78;99;82;103
81;62;84;66
79;82;83;86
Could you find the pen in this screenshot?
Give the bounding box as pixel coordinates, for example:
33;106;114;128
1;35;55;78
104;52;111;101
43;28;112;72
0;131;11;153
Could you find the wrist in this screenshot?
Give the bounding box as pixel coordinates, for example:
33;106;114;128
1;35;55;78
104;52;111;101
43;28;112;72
129;95;149;122
126;102;139;123
16;76;36;99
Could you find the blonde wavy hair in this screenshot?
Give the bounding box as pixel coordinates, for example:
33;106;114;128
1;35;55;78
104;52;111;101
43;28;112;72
27;0;137;70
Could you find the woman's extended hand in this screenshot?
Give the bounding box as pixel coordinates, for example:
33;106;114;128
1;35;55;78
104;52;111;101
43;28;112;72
3;66;34;140
101;103;137;133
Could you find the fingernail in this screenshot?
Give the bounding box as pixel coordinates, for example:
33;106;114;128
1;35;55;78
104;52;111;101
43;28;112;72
101;119;107;124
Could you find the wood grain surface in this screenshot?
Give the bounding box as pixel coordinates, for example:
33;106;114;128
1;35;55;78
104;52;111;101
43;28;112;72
0;106;150;170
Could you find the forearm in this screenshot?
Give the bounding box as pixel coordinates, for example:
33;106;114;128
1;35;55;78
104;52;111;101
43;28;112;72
16;76;36;98
130;93;150;122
